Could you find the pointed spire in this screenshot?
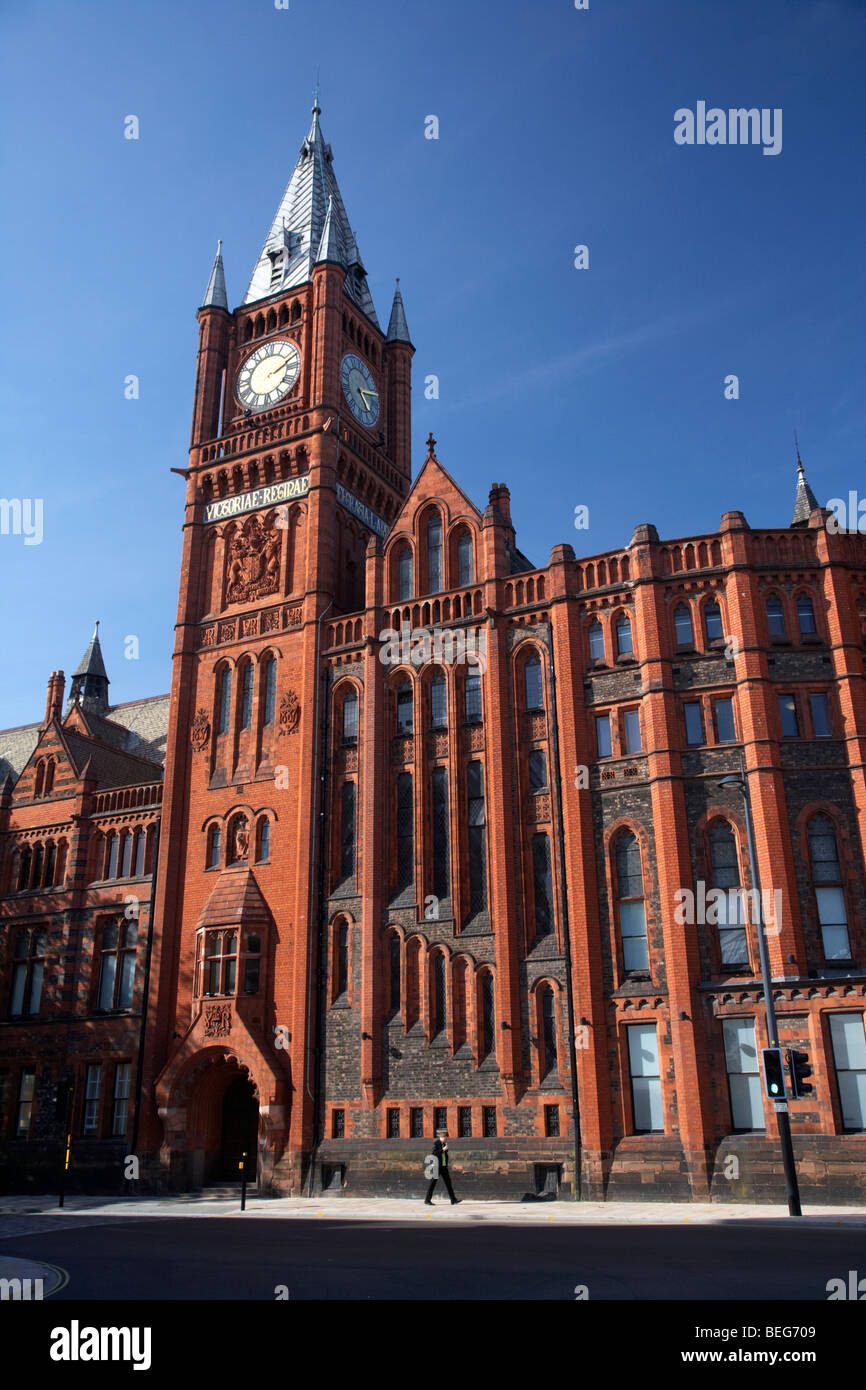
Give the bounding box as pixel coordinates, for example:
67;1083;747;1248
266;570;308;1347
386;278;412;343
315;195;343;265
791;434;819;526
68;622;110;714
201;239;228;310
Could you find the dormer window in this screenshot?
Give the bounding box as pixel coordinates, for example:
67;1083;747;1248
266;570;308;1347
268;249;286;289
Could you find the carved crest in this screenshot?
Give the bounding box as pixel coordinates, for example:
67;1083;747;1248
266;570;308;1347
190;708;210;752
278;689;300;735
204;1004;232;1038
225;515;281;605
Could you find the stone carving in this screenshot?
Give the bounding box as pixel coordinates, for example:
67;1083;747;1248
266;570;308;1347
525;712;546;740
218;621;236;643
527;792;551;824
278;690;300;736
190;708;210;752
204;1004;232;1038
241;616;258;637
285;605;303;628
464;724;484;752
232;817;250;861
262;609;281;632
202;627;216;646
391;735;414;765
225;515;281;605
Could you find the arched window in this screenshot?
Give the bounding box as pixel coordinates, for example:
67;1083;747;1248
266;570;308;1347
616;614;633;656
389;934;401;1013
431;766;450;901
106;832;119;880
808;816;850;959
206;823;221;869
217;667;232;737
262;656;277;726
17;847;32;892
133;829;146;877
44;842;56;888
457;531;474;587
396;680;413;734
44;760;55;795
396;773;414;892
397;546;413;601
34;761;45;797
120;832;133;879
674;604;694;647
529;750;548;790
467;761;487;914
335;921;349;998
704;601;723;642
430;672;447;729
32;844;44;889
342;689;359;743
240;661;254;730
532;833;553;937
797;594;817;635
615;832;648;971
539;986;557;1077
766;594;786;637
340;782;356;882
524;655;543;710
427;515;443;592
708;822;748;966
464;670;482;723
588;620;605;661
431;953;447;1036
256;817;270;863
480;972;495;1059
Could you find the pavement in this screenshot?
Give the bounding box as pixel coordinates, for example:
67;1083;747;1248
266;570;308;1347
1;1191;865;1227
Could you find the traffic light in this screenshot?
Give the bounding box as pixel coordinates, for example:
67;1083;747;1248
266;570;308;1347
787;1049;814;1099
761;1047;787;1101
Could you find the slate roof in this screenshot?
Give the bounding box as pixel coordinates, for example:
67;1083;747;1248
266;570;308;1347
0;722;40;787
61;730;163;787
792;460;819;527
196;866;271;929
201;240;228;310
0;694;169;789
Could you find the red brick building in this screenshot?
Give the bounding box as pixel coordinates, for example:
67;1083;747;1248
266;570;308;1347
3;102;866;1201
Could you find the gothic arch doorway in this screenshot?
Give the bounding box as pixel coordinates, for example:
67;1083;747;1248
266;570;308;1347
178;1052;261;1188
219;1074;258;1181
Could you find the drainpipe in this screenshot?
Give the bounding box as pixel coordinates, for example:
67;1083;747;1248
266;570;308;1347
544;622;583;1199
131;814;161;1161
304;598;333;1195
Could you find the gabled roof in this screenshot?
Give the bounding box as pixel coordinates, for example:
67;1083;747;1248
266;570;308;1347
60;729;163;787
196;866;271;929
390;434;483;535
243;102;378;324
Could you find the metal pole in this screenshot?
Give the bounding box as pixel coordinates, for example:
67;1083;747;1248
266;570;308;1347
734;756;801;1217
240;1150;248;1211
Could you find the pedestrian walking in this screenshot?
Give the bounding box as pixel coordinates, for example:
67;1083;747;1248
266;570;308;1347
424;1128;460;1204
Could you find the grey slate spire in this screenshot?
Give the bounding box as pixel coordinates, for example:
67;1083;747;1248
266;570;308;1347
244;99;379;324
202;240;228;310
68;622;110;713
791;437;819;527
386;278;412;344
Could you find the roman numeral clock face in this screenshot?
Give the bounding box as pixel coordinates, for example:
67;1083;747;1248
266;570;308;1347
236;340;301;412
341;353;379;428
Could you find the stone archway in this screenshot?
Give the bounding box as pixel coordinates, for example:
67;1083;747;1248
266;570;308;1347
172;1050;261;1189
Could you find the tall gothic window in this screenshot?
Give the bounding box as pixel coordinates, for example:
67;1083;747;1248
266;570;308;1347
396;773;414;892
457;532;474;587
524;656;543;710
240;661;254;729
589;620;605;661
430;673;447;729
431;953;447;1037
263;657;277;726
704;601;724;642
340;782;356;883
342;689;359;743
532;833;553;937
615;832;648;972
708;821;748;967
207;823;221;869
464;671;482;723
674;604;694;647
766;594;786;637
335;922;349;998
432;767;450;901
467;761;487;914
616;614;633;656
397;546;413;601
218;667;232;736
540;985;557;1077
798;594;817;635
427;515;443;592
480;972;495;1059
389;934;401;1013
397;681;413;734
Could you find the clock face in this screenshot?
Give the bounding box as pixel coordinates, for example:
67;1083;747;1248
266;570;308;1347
236;339;301;412
341;352;380;428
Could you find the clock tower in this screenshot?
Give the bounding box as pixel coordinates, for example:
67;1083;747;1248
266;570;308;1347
139;99;413;1193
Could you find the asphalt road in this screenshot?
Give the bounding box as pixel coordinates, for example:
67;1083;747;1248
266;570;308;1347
0;1214;863;1300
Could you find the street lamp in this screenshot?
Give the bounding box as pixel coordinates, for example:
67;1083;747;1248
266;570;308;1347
718;758;802;1216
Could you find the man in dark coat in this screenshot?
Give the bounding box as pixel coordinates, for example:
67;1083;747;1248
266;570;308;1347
424;1129;460;1204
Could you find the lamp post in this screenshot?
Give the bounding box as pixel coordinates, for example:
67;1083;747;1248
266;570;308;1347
718;758;802;1216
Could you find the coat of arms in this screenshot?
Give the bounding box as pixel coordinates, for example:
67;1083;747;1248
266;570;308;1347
225;515;281;605
190;708;210;751
278;689;300;735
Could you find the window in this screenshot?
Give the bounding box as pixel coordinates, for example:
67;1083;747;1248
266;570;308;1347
588;620;605;661
457;532;474;586
810;692;831;737
16;1069;35;1138
714;697;736;743
203;931;238;996
335;922;349;997
480;973;495;1059
133;830;146;877
112;1062;131;1137
808;817;850;960
410;1107;424;1138
616;614;633;656
708;822;748;967
529;750;547;790
263;657;277;726
340;782;356;882
240;661;254;730
778;693;799;738
431;767;450;901
684;701;704;746
44;841;57;887
829;1014;866;1131
243;934;261;994
674;604;694;647
97;920;137;1010
395;774;414;892
704;601;723;642
766;595;786;637
434;1105;447;1134
83;1064;102;1136
256;818;270;863
207;823;221;869
722;1019;764;1130
616;833;648;972
44;760;55;794
10;930;46;1017
797;594;817;635
342;690;358;743
464;670;482;723
467;762;487;914
623;709;641;754
430;673;447;729
120;832;133;878
627;1024;663;1132
389;934;401;1013
332;1109;345;1139
387;1108;400;1138
427;516;443;592
540;986;557;1077
524;657;543;710
397;547;413;601
431;955;447;1036
397;681;413;734
544;1104;560;1137
217;667;232;737
596;714;612;758
106;833;119;880
482;1105;497;1137
532;834;553;937
458;1105;472;1137
16;847;31;892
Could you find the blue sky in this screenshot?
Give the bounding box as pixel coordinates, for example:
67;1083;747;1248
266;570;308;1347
1;0;863;727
